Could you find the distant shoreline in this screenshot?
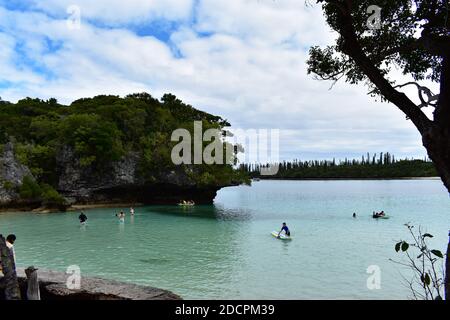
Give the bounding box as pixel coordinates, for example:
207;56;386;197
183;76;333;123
0;177;443;214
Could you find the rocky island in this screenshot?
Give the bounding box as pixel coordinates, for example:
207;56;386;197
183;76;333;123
0;93;248;211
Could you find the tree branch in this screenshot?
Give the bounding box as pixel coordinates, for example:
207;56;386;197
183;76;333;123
325;1;433;134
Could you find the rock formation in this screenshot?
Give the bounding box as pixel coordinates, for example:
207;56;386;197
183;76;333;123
2;268;182;300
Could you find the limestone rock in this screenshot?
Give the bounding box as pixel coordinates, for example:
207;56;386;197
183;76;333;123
14;268;182;300
0;142;35;205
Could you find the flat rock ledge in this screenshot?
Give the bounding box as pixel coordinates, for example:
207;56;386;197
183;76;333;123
9;268;182;300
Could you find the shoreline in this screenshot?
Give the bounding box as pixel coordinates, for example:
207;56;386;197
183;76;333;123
67;203;145;211
0;177;443;214
0;202;145;215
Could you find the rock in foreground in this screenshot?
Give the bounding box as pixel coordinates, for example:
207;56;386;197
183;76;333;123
11;268;182;300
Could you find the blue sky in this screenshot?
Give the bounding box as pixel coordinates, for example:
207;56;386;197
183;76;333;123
0;0;437;161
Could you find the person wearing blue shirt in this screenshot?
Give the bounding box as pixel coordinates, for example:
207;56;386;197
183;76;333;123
278;222;291;237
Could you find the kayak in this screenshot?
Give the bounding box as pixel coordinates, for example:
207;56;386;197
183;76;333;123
373;215;390;219
271;231;292;240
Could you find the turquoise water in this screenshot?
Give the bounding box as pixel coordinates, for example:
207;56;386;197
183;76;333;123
1;179;449;299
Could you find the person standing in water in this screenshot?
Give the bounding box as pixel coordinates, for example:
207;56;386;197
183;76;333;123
116;211;125;222
278;222;291;237
130;207;135;216
79;211;88;224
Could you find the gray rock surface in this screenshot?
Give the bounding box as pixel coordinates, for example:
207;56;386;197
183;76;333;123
15;268;182;300
0;142;35;204
55;145;217;205
0;142;221;208
56;146;145;202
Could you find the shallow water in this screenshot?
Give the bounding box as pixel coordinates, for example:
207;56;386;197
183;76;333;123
1;179;449;299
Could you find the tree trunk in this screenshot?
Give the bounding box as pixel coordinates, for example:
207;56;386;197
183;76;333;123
446;231;450;300
0;235;21;300
424;54;450;299
426;54;450;193
422;125;450;192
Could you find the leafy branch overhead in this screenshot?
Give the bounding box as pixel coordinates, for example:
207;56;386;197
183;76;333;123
308;0;450;193
308;1;447;116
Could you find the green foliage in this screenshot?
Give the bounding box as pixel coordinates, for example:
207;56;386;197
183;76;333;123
0;92;247;192
59;114;124;166
2;181;14;191
17;176;65;205
18;176;42;200
392;224;445;300
14;143;57;184
40;183;66;205
308;0;447;90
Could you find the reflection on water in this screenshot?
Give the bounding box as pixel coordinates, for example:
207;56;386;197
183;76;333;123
149;204;254;221
0;179;448;299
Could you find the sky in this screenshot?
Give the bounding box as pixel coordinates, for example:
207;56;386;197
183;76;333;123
0;0;438;161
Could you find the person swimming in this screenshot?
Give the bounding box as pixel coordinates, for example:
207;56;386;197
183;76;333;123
278;222;291;237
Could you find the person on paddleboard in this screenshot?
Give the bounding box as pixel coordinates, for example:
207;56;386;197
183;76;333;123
278;222;291;237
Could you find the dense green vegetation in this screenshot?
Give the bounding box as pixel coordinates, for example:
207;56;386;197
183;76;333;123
0;93;249;205
241;152;437;179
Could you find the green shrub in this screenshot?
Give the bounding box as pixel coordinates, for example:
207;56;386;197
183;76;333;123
3;180;14;191
19;176;42;200
41;183;66;205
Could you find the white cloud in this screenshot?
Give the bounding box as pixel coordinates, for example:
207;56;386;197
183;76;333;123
0;1;433;159
27;0;194;25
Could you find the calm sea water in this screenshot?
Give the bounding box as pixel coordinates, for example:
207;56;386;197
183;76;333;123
1;179;449;299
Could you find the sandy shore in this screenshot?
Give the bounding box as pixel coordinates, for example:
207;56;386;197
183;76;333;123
67;203;144;211
0;203;145;214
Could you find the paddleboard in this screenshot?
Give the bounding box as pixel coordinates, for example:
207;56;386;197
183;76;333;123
372;215;390;219
271;231;292;240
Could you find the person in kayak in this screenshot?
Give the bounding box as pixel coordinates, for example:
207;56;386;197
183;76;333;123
278;222;291;237
79;211;88;224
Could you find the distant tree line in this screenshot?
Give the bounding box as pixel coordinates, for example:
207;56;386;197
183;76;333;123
240;152;438;179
